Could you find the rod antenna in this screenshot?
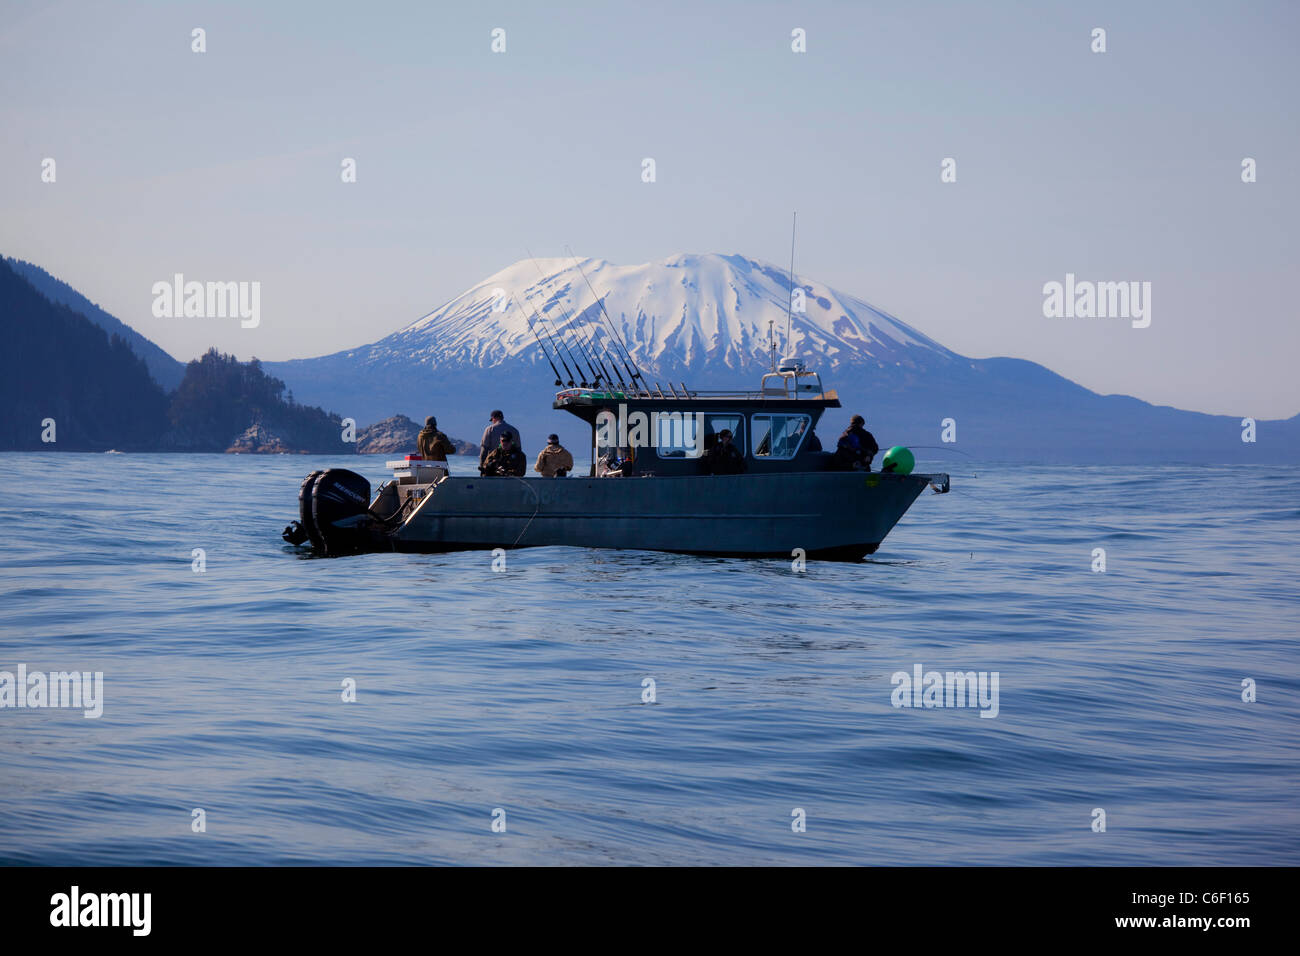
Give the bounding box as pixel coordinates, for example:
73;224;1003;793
785;211;797;359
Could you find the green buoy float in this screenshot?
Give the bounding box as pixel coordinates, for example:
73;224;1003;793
881;446;915;475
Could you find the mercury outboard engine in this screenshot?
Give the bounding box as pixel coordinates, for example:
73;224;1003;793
283;469;372;555
282;470;325;548
311;468;372;555
283;469;324;547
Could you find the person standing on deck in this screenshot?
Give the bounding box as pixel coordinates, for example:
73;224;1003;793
417;416;454;462
479;410;522;470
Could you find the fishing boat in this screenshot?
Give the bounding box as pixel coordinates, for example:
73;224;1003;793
281;357;949;560
283;238;949;560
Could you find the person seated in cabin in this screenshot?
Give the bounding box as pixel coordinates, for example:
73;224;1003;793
417;416;455;462
596;447;617;476
704;428;747;475
784;419;822;454
832;415;879;471
775;419;807;457
480;432;527;477
598;446;634;477
534;434;574;477
479;410;523;470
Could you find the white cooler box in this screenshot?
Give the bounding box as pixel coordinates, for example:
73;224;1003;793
387;456;450;484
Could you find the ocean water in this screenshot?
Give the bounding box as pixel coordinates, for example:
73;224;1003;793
0;452;1296;866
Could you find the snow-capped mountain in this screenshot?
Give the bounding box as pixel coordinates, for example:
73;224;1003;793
8;250;1291;463
338;253;959;379
265;254;1297;463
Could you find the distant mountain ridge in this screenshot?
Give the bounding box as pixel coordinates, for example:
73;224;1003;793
5;257;186;390
0;259;348;453
0;257;169;450
265;254;1299;464
329;253;958;379
5;252;1295;462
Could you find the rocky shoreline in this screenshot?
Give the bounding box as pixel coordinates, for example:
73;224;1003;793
219;414;477;455
354;414;477;457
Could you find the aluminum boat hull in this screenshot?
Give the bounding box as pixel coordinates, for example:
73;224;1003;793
379;470;944;559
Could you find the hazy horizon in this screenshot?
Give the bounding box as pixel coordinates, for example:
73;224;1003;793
2;0;1297;418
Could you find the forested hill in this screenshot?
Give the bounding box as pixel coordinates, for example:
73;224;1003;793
0;259;352;453
4;256;186;390
0;256;169;450
163;349;351;453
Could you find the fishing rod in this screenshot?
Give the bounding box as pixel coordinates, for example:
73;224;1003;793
560;266;628;389
528;314;565;386
543;245;627;390
524;248;610;388
540;312;592;390
563;285;626;391
561;310;607;388
552;293;610;388
515;294;570;386
590;318;630;390
527;285;592;386
566;246;644;390
565;245;640;385
898;444;976;457
894;444;981;482
516;289;580;386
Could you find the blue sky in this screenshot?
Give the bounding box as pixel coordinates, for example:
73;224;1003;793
2;0;1297;417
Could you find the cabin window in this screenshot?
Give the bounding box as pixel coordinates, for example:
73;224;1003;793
751;413;811;460
595;413;635;474
655;411;702;459
596;446;634;476
702;414;743;455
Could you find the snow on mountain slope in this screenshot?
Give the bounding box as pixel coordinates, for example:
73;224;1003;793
262;253;1300;463
347;253;960;376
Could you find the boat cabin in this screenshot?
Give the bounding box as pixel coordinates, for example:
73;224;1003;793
553;362;844;476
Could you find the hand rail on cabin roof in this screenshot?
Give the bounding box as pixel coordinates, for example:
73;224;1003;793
554;368;833;403
556;389;838;403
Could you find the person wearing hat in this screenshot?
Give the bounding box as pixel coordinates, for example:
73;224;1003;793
534;433;574;478
417;415;454;462
479;409;522;469
833;414;879;471
480;431;526;477
703;427;746;475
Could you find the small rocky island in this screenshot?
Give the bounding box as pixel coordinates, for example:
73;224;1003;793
354;414;476;457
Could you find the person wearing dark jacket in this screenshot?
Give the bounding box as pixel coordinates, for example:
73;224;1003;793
479;410;522;469
480;432;526;476
417;416;455;461
704;429;747;475
833;415;879;471
784;419;821;455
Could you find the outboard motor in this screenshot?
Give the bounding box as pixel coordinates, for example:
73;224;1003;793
283;470;325;547
309;469;373;556
281;521;309;546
